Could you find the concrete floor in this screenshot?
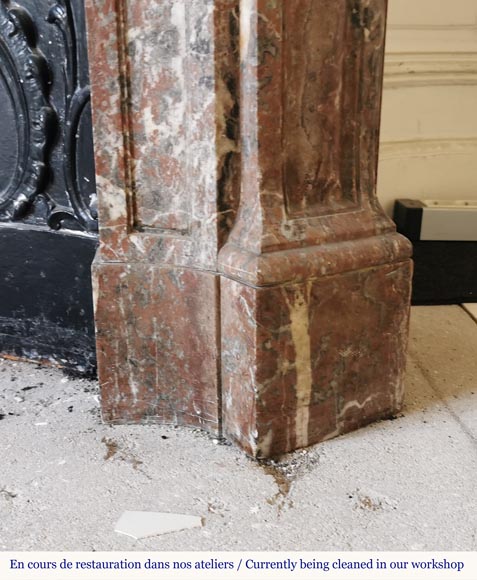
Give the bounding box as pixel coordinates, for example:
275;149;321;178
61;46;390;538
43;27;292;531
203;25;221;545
0;305;476;551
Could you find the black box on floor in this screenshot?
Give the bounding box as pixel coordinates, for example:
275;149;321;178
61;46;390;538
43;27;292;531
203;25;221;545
393;199;477;305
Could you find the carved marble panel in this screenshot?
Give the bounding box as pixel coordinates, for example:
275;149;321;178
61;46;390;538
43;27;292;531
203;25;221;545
86;0;240;269
231;0;390;254
284;0;387;218
125;1;190;232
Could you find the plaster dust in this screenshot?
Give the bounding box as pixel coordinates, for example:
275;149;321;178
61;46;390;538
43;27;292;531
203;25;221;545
0;305;476;551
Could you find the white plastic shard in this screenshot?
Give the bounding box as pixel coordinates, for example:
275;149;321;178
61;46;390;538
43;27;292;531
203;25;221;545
462;303;477;322
114;511;202;540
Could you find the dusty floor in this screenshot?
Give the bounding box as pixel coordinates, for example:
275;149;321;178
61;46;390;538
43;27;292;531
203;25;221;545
0;306;476;551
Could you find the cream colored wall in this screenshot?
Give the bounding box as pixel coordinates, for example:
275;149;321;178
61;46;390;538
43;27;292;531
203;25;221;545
378;0;477;215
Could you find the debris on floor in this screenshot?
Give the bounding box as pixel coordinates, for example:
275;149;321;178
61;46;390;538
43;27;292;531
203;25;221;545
114;511;202;540
0;305;476;551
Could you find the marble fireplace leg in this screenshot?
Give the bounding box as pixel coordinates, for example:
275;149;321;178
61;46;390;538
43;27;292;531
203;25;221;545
86;0;412;456
218;0;413;457
85;0;240;435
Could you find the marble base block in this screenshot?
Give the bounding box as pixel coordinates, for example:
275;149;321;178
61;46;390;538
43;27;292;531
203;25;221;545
221;243;412;458
94;262;221;434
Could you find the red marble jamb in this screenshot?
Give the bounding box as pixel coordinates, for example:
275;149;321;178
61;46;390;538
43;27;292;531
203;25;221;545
85;1;239;431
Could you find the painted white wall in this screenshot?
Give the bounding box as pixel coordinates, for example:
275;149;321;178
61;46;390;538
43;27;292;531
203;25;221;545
377;0;477;215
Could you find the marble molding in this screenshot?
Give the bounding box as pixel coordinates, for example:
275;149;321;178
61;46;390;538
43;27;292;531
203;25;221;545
86;0;413;457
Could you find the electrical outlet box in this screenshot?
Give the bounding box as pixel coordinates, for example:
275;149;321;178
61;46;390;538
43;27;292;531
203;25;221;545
393;199;477;305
